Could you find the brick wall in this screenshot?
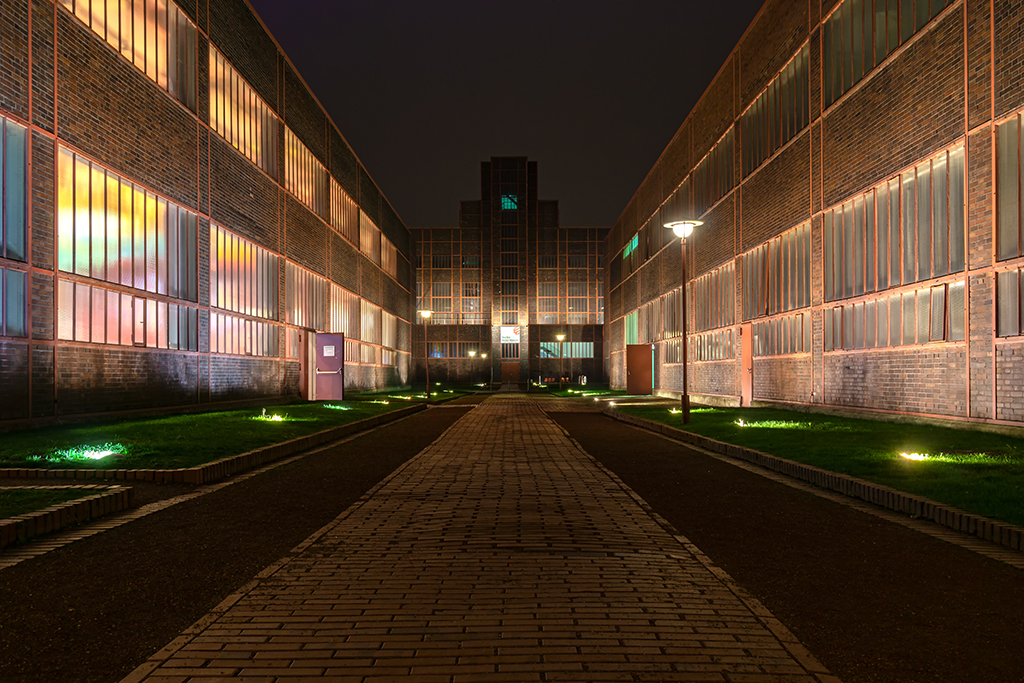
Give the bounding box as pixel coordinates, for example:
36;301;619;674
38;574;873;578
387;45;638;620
753;355;812;403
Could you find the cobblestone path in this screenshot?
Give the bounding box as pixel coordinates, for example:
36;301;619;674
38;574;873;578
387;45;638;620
128;395;837;683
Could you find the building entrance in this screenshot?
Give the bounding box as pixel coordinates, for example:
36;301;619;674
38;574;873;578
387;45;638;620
625;344;653;395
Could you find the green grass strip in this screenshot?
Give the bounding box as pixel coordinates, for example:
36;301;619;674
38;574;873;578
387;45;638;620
0;489;96;519
0;399;419;471
612;403;1024;528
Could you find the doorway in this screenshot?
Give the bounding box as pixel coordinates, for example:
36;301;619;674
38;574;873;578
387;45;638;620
500;362;520;388
740;323;753;406
626;344;653;395
300;331;346;401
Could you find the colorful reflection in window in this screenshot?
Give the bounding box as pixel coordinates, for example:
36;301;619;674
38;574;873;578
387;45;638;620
209;44;278;176
210;223;278;320
210;312;280;356
284;261;327;331
0;267;26;337
284;128;327;217
1;117;27;263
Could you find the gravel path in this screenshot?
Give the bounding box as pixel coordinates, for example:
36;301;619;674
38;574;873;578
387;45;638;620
0;406;472;683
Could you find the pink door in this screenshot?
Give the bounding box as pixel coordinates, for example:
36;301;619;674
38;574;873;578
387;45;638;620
315;333;345;401
740;323;753;406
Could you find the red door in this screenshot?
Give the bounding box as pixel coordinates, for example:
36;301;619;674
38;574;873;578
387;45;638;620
626;344;653;395
741;323;753;406
315;333;345;401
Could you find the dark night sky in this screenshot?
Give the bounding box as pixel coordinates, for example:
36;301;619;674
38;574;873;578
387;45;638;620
245;0;767;228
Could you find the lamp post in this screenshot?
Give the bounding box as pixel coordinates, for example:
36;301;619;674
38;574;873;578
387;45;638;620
664;220;702;425
556;333;566;392
482;352;491;388
419;309;433;397
468;349;477;385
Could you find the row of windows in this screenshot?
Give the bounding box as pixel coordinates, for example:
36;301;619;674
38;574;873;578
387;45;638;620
695;328;735;361
211;312;280;357
329;284;360;340
284;261;327;331
360;300;381;346
284;128;328;218
0;267;26;337
824;281;964;351
57;279;198;351
742;43;809;176
330;178;359;245
539;342;595;358
693;262;736;332
824;145;964;302
427;342;484;359
59;0;197;111
996;268;1024;338
57;147;199;303
823;0;950;108
359;211;381;265
0;117;26;263
210;224;278;320
209;45;278;177
694;128;735;218
754;312;812;357
420;312;489;325
743;224;811;320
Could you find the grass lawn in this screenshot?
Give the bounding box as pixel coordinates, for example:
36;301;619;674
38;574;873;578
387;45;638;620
0;399;419;471
611;403;1024;528
0;489;97;519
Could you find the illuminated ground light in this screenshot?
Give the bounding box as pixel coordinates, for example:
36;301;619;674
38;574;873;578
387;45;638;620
669;408;681;415
900;452;928;461
33;442;128;463
368;400;390;405
690;407;719;413
253;408;287;422
609;401;616;408
898;452;1009;464
322;404;351;411
734;419;811;429
388;395;413;401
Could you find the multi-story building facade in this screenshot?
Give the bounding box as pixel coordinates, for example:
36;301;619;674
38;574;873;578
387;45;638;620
0;0;413;425
412;157;606;387
607;0;1024;427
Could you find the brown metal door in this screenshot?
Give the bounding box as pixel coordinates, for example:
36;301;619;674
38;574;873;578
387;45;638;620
315;333;346;401
500;363;519;386
626;344;653;395
741;323;753;406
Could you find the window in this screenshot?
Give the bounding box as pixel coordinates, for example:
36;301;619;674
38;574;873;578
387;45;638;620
692;262;735;332
57;146;198;302
824;145;964;302
998;113;1024;261
625;310;639;346
696;329;735;361
567;282;589;320
359;211;381;265
567;254;588;269
285;262;326;331
539;254;557;269
330;178;359;245
59;0;197;111
328;284;360;341
501;194;518;210
661;288;685;339
823;0;950;108
208;45;278;176
284;128;327;217
694;128;735;217
462;282;481;314
211;312;279;356
742;44;809;176
501;342;519;359
431;254;451;269
997;269;1024;337
381;311;397;365
1;117;26;263
57;279;198;350
432;282;452;313
0;267;26;337
210;224;278;320
381;237;398;279
360;300;381;346
743;224;810;320
824;281;964;350
462;255;480;268
753;313;810;356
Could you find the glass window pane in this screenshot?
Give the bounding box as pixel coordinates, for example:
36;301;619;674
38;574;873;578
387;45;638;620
4;269;25;337
58;278;74;341
865;299;876;348
916;289;930;344
843;305;854;349
948;280;965;341
917;163;932;281
75;157;91;276
949;145;965;272
902;172;916;284
933;154;948;276
57;148;75;272
997;119;1019;260
106;290;119;344
76;283;91;341
824;212;833;301
903;291;915;344
877;184;889;289
4;121;27;261
930;286;946;341
844;202;855;298
90;165;106;281
889;179;901;285
105;176;120;283
877;296;889;346
91;285;105;342
854;301;864;349
997;270;1020;337
865;192;875;292
854;197;864;296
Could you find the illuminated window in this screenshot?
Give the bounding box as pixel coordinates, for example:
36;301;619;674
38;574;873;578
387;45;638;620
567;283;588;323
0;267;26;337
57;279;197;350
692;262;736;332
59;0;197;111
661;288;684;339
381;311;397;365
380;235;398;280
998;114;1024;261
330;178;358;245
824;283;964;351
208;45;278;176
501;194;518;210
284;262;327;331
329;283;360;340
694;128;735;217
210;224;278;320
1;116;27;263
696;329;736;361
742;44;809;176
432;282;452;312
743;224;811;320
359;211;381;264
284;128;327;217
210;312;279;357
996;270;1024;338
57;146;198;302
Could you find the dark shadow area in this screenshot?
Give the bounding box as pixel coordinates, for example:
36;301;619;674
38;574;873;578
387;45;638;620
553;412;1024;683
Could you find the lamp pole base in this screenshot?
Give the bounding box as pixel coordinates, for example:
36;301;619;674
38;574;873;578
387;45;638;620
681;394;690;426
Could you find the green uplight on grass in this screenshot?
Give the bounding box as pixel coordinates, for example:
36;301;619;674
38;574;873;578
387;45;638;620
690;407;719;413
901;452;928;461
253;408;287;422
322;404;351;411
388;395;413;401
898;452;1011;464
735;418;813;429
369;400;390;405
36;442;128;463
669;408;681;415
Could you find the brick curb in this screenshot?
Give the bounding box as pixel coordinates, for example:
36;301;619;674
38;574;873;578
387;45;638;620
0;404;426;486
0;485;135;550
604;409;1024;553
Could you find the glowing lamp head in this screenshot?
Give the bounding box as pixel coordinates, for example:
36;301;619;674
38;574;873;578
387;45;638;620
665;220;702;239
556;334;565;342
468;350;477;358
418;309;433;320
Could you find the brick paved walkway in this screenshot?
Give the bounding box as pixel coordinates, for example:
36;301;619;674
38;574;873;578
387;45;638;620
127;395;838;683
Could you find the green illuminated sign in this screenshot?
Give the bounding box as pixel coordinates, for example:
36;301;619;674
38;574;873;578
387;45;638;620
501;194;518;210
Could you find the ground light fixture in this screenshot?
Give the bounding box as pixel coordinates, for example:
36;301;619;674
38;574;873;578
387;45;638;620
419;309;433;396
665;219;702;425
901;452;929;461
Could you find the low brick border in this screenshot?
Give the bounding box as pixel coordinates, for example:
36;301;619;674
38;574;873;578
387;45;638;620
1;485;134;550
0;404;426;486
605;409;1024;553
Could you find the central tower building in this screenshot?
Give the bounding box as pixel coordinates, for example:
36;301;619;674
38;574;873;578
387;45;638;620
412;157;607;387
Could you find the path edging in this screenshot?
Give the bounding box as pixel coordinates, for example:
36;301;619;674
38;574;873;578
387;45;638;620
0;405;426;486
605;409;1024;553
0;485;134;550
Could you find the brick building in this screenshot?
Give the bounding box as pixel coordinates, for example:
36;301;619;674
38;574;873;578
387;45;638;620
606;0;1024;426
0;0;414;425
412;157;606;388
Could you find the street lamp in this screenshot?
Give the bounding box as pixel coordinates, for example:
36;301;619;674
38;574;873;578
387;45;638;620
468;349;476;386
482;352;491;388
664;220;702;425
556;333;566;392
419;309;432;397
